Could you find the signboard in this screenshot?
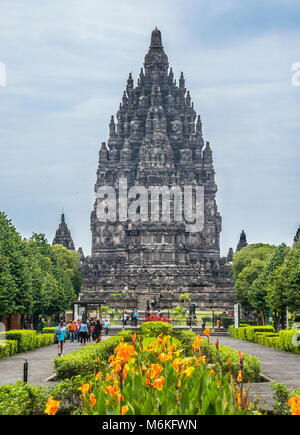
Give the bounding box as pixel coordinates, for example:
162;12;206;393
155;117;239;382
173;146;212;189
234;304;240;329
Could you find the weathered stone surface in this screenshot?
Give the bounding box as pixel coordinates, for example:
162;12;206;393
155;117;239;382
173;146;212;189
80;28;236;310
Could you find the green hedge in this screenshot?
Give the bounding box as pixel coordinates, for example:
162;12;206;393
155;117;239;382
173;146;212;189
201;342;261;383
0;340;18;359
140;321;173;337
54;336;122;380
35;333;54;348
0;381;48;415
278;330;300;355
2;330;54;355
229;325;275;342
4;330;37;353
229;325;300;354
42;327;56;334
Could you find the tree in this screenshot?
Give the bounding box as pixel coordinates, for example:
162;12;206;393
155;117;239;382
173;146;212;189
52;244;82;297
232;244;276;316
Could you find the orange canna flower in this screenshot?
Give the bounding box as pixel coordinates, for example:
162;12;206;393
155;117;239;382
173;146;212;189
95;371;103;380
106;373;111;382
45;397;60;415
210;369;214;376
203;328;211;338
145;378;151;387
172;357;182;372
201;356;206;365
122;405;129;415
132;333;136;343
149;363;163;379
89;393;96;408
105;384;119;398
152;377;165;391
78;383;90;398
288;395;300;415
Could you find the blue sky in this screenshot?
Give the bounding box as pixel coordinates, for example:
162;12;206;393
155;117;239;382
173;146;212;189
0;0;299;256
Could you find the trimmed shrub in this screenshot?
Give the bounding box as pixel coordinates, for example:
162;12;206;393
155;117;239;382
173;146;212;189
245;326;275;342
140;321;173;337
0;381;48;415
201;342;261;383
35;333;54;348
265;336;280;349
118;330;142;342
278;330;300;355
4;330;37;353
0;340;18;359
42;327;56;334
54;336;122;380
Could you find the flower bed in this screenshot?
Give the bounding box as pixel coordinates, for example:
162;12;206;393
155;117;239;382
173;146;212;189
46;326;264;415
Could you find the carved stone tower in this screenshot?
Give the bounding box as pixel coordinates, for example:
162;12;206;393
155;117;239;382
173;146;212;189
52;213;75;250
81;29;235;309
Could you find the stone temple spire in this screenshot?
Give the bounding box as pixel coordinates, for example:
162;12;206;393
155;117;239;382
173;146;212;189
294;225;300;244
53;213;75;250
144;27;169;75
236;230;248;252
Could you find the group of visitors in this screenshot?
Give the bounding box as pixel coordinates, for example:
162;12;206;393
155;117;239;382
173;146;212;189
123;309;139;327
55;317;111;356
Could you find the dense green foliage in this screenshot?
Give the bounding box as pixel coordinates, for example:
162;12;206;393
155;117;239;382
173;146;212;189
140;320;173;337
0;212;78;327
232;241;300;329
53;336;123;379
0;330;54;358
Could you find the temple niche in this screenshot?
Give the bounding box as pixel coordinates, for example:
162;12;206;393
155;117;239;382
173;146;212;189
80;28;236;310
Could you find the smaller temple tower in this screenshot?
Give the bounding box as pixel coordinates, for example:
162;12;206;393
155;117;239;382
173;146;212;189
236;230;248;252
52;213;75;250
294;225;300;245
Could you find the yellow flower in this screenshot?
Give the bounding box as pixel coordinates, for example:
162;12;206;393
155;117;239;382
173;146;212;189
180;366;195;378
210;369;214;376
95;371;103;380
237;370;243;383
145;378;151;387
172;357;182;372
45;397;60;415
78;383;90;398
130;358;136;365
122;405;129;415
89;393;96;408
106;373;111;382
192;335;202;352
201;356;206;365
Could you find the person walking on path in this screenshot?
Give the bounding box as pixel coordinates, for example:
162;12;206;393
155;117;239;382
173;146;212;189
68;321;76;342
55;321;67;357
133;310;139;326
79;320;88;345
104;318;110;336
94;319;103;343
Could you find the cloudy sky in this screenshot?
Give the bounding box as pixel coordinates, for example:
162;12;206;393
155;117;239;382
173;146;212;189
0;0;299;256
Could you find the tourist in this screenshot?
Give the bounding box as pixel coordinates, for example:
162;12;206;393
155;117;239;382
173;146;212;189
104;318;110;336
55;321;67;357
76;319;81;341
79;319;88;345
67;320;76;342
133;310;139;326
131;309;135;326
86;319;91;342
94;319;102;343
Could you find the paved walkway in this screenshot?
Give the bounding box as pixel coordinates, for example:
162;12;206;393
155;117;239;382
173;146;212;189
218;336;300;410
0;337;110;386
